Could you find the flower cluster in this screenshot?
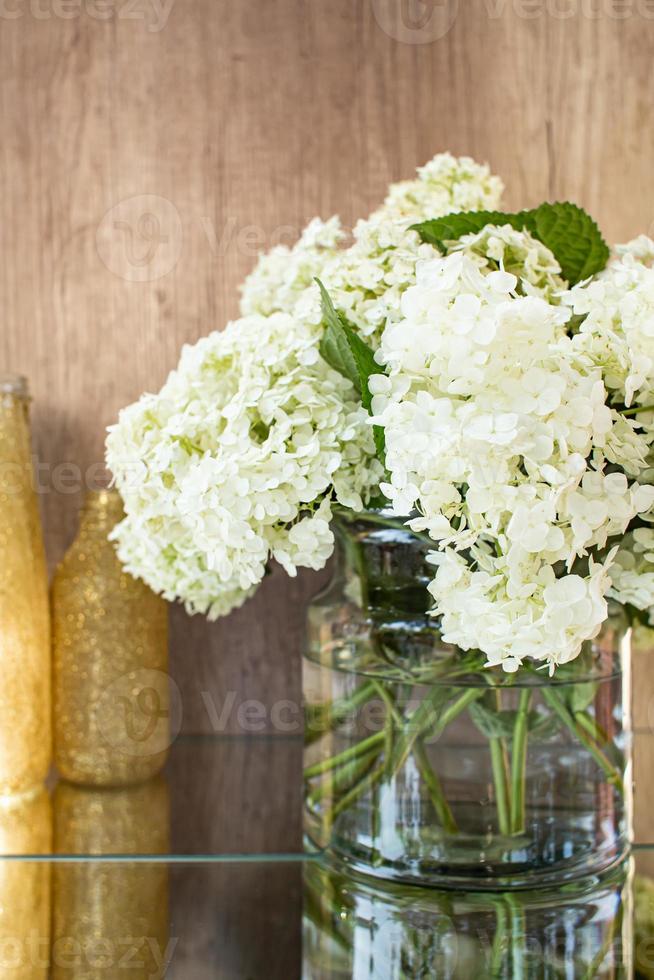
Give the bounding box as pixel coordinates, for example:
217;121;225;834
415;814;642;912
370;235;654;670
108;154;501;617
107;312;381;618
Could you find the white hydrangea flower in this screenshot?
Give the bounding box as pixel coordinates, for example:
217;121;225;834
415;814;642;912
107;312;381;618
371;244;654;670
239;216;344;319
609;527;654;623
567;239;654;408
270;497;335;577
451;224;566;300
428;547;612;673
379;153;503;221
615;235;654;267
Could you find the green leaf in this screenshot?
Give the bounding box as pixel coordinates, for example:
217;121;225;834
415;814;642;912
316;278;386;463
559;680;597;714
528;711;560;740
412;210;518;253
469;702;557;740
526;202;609;285
411;202;609;285
468;702;515;739
316;278;361;392
372;428;387;467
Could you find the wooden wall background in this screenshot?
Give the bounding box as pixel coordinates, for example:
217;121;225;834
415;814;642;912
1;0;654;738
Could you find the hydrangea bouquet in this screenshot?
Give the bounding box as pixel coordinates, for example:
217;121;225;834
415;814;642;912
107;154;654;883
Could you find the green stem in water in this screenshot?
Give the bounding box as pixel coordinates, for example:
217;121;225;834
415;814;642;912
574;708;612;751
489;737;511;837
331;759;388;820
304;729;385;780
510;689;531;835
478;688;511;837
387;687;484;779
413;739;458;834
307;748;381;807
305;679;377;745
314;683;398;826
488;899;509;977
323;687;482;828
541;688;625;795
371;679;403;728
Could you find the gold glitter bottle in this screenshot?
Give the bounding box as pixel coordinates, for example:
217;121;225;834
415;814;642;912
0;374;51;794
52;489;170;786
53;778;170;978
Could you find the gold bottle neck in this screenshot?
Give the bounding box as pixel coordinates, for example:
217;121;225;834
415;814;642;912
81;489;125;525
0;374;29;400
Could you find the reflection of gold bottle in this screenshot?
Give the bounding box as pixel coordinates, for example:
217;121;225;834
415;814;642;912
0;787;52;978
53;490;170;786
0;374;51;794
53;778;170;979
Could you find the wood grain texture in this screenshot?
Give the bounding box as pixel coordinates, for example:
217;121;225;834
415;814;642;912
1;0;654;739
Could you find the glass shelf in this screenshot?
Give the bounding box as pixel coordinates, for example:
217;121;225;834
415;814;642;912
0;729;652;859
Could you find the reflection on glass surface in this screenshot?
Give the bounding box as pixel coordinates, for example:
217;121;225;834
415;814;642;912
0;787;51;977
53;776;170;855
303;857;634;978
635;873;654;979
52;778;171;978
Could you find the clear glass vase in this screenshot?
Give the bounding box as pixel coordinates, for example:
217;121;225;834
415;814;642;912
303;512;632;890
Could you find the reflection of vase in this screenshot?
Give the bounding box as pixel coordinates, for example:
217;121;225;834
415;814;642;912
0;375;51;794
52;778;171;979
302;856;633;979
53;490;170;787
0;787;52;978
304;512;632;889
